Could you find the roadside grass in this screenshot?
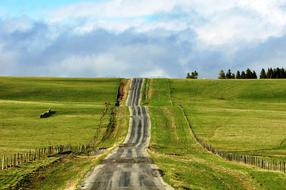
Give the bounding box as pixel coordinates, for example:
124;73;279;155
0;158;58;190
20;106;130;190
23;95;130;190
149;106;286;189
169;79;286;159
0;77;129;189
146;79;286;189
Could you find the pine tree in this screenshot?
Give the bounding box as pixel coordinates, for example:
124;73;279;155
267;68;273;79
280;68;286;79
260;68;267;79
226;69;232;79
273;68;278;78
241;71;246;79
236;71;241;79
276;68;281;78
219;70;226;79
246;68;252;79
187;71;198;79
231;73;235;79
192;71;198;79
252;70;257;79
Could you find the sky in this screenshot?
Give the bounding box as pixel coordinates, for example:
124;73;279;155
0;0;286;78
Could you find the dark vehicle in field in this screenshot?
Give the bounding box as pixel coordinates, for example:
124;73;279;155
40;108;56;118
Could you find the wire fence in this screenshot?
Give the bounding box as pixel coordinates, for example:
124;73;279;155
1;104;112;171
1;144;99;170
1;79;128;171
179;105;286;173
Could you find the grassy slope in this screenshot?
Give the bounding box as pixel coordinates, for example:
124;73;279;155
0;77;120;154
0;77;129;190
24;106;130;190
147;79;286;189
170;79;286;158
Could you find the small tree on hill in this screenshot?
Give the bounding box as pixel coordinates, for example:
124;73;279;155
246;68;252;79
231;73;235;79
280;68;286;79
267;68;273;78
186;71;198;79
252;70;257;79
241;71;246;79
236;71;241;79
226;69;233;79
219;70;226;79
260;69;267;79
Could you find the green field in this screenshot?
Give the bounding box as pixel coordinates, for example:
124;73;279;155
146;79;286;189
0;77;130;189
170;79;286;158
1;77;286;189
0;77;121;154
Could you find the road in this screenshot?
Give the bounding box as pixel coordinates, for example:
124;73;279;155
80;78;172;190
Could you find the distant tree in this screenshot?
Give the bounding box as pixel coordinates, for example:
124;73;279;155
231;73;235;79
192;71;198;79
273;68;278;78
241;71;246;79
252;70;257;79
226;69;233;79
276;68;281;78
219;70;226;79
260;68;267;79
279;68;285;78
236;71;241;79
279;68;284;78
246;68;252;79
217;67;285;80
186;71;198;79
267;68;273;79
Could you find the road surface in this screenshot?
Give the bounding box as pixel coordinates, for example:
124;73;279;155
80;78;172;190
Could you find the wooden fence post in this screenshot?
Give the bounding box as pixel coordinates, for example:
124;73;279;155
1;155;4;170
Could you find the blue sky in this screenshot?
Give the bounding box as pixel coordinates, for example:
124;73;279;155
0;0;90;18
0;0;286;78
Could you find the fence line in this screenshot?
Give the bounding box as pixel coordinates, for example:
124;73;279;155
179;105;286;173
1;103;114;171
1;144;98;170
1;80;127;171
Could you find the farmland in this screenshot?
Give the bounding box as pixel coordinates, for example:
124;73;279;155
1;77;286;189
146;79;286;189
0;77;129;189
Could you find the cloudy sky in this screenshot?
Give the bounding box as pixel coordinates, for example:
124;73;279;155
0;0;286;78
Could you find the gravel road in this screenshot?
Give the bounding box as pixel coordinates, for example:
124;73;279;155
80;78;172;190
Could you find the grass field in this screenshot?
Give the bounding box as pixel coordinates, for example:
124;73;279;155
0;77;121;154
146;79;286;189
170;79;286;158
0;77;130;189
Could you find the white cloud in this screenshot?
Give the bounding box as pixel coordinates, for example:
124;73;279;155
1;0;286;78
47;0;286;47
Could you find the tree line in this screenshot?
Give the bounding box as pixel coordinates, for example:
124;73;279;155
186;71;198;79
186;67;286;79
218;67;286;79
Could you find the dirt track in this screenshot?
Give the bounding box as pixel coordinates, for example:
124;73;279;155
80;78;172;190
